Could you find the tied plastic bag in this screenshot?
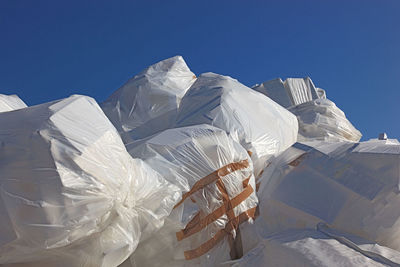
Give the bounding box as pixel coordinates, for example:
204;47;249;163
125;125;259;267
101;56;196;143
0;94;27;112
176;73;298;177
0;95;180;267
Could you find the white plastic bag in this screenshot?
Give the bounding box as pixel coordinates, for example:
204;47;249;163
232;225;400;267
253;77;361;142
176;73;298;176
252;77;320;108
0;95;180;267
0;94;27;112
126;125;259;267
257;139;400;250
289;99;362;142
101;56;196;143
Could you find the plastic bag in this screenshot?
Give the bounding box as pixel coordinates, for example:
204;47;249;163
101;56;196;143
253;77;361;142
0;95;180;267
232;225;400;267
256;139;400;250
290;98;362;142
0;94;27;112
176;73;298;176
125;125;259;267
252;77;320;108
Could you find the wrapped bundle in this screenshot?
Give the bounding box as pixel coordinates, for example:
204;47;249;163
253;77;322;108
233;225;400;267
0;94;27;112
253;77;361;142
125;125;259;267
257;138;400;250
176;73;298;176
0;95;180;267
289;99;362;142
101;56;196;143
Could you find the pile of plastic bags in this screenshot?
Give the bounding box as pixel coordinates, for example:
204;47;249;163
1;56;399;267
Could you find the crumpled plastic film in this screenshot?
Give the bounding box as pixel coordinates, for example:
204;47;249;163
253;77;362;142
252;77;320;108
0;95;180;267
231;227;400;267
0;94;27;112
289;98;362;142
124;125;259;267
256;139;400;250
101;55;196;143
176;73;298;177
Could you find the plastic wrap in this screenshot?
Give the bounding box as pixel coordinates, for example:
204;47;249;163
101;56;196;143
124;125;259;267
289;98;362;142
176;73;298;176
256;139;400;251
0;95;180;267
0;94;27;112
232;225;400;267
252;77;319;108
253;77;362;142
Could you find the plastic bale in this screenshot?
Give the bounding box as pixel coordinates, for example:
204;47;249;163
101;56;196;144
0;95;180;267
0;94;27;113
256;139;400;251
124;125;259;267
176;73;298;177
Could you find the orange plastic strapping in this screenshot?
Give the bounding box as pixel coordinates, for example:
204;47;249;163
183;206;258;260
176;177;254;241
173;159;249;208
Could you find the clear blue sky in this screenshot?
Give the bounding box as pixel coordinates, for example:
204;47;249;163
1;0;399;140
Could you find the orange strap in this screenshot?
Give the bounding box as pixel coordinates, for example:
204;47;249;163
216;177;243;260
173;160;249;208
183;206;258;260
242;176;250;187
176;178;254;241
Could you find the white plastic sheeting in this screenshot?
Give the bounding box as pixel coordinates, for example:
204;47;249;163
176;73;298;176
124;125;259;267
256;139;400;251
252;77;321;108
253;77;362;142
0;95;180;267
0;94;27;112
232;225;400;267
1;56;398;267
101;56;196;143
289;98;362;142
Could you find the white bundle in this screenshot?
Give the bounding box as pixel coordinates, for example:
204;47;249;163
253;77;361;142
101;56;196;143
176;73;298;176
0;94;27;112
233;225;400;267
257;139;400;250
0;95;179;267
125;125;259;267
290;98;362;142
